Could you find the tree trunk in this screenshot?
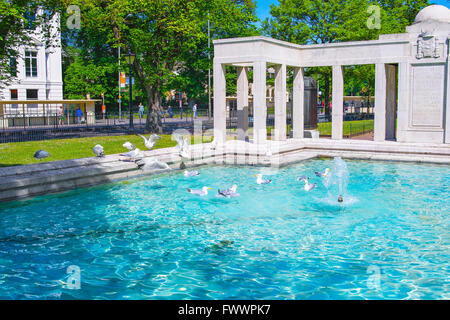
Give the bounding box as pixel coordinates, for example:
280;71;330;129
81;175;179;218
145;88;163;133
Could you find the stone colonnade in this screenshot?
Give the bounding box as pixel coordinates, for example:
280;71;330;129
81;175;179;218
213;6;450;146
214;61;307;145
213;60;409;144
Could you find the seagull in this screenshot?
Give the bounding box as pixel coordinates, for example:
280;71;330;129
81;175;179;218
255;174;272;185
174;134;190;159
135;157;170;171
33;150;50;161
218;184;240;198
138;134;161;150
297;176;316;191
122;148;144;160
123;141;136;151
184;170;199;177
186;186;211;196
92;144;104;157
315;168;331;178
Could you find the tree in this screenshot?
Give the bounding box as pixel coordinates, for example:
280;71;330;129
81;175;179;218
168;0;259;106
63;47;118;103
263;0;429;116
62;0;259;133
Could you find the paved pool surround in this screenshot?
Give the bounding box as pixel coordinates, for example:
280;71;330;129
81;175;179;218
0;139;449;203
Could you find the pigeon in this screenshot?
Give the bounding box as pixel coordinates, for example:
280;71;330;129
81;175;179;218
186;186;211;196
184;170;199;177
123;141;136;151
315;168;331;178
297;176;316;191
138;134;161;150
255;174;272;185
218;185;240;198
92;144;104;157
33;150;50;161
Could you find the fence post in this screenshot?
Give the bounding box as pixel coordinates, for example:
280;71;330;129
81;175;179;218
23;104;26;130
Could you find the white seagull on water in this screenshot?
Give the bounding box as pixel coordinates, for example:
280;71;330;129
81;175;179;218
315;168;331;178
184;170;199;177
255;174;272;185
186;186;211;196
297;176;316;191
217;184;240;198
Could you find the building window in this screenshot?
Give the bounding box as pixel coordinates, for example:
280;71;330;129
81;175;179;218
25;51;38;77
10;89;18;109
9;58;17;76
27;89;38;109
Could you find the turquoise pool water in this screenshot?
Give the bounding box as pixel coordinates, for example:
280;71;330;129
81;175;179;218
0;159;449;299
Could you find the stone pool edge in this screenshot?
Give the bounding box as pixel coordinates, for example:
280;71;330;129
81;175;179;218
0;139;449;203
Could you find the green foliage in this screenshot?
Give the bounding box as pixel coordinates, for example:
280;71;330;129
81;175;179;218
166;0;259;103
61;0;259;132
63;47;117;102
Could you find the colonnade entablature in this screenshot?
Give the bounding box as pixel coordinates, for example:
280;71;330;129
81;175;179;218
212;5;450;146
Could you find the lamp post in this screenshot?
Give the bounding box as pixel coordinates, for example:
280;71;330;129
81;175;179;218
124;50;135;130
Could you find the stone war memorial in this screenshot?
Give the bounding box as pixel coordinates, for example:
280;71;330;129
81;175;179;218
213;5;450;148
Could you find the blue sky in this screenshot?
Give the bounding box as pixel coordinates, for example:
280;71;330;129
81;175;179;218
255;0;450;22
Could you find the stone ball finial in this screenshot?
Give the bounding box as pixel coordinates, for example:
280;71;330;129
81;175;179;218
414;5;450;24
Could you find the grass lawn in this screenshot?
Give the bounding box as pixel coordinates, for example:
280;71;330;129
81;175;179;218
228;119;374;137
317;119;374;136
0;134;213;167
0;120;372;167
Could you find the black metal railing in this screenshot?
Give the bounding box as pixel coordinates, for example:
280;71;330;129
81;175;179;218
0;109;213;143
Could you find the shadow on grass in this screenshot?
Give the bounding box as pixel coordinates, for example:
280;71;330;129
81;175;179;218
0;163;22;167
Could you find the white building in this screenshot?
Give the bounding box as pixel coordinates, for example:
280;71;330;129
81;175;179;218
0;10;63;114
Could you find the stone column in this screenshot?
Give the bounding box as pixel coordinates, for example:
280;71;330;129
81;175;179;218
374;63;387;141
236;66;249;141
253;60;267;144
292;67;304;139
213;61;227;145
445;38;450;144
396;62;409;142
274;64;287;141
332;65;343;140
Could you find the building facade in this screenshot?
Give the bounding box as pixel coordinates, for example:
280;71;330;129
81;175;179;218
0;10;63;115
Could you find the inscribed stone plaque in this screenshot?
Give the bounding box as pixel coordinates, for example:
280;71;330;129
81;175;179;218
411;64;444;127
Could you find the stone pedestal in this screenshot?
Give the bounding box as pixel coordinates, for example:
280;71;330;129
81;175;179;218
304;129;320;139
